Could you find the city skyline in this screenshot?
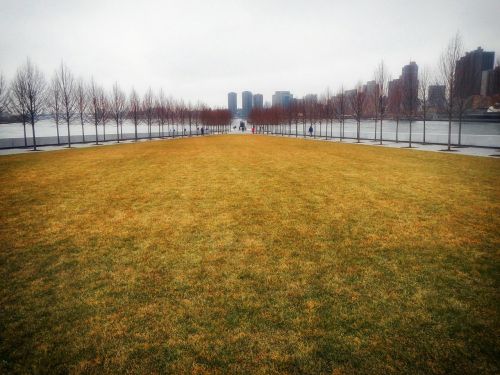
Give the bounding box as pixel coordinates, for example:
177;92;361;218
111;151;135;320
1;0;499;107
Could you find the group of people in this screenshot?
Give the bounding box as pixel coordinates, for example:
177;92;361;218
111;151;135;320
236;121;314;136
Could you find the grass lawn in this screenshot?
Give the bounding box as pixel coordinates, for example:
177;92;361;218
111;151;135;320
0;135;499;374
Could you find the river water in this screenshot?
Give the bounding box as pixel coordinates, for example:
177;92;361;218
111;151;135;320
1;119;499;148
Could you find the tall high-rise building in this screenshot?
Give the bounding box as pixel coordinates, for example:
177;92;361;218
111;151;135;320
401;61;419;114
481;66;500;96
456;47;495;98
242;91;253;118
227;92;237;116
364;80;380;97
253;94;263;109
272;91;293;108
364;81;380;116
304;94;318;103
428;85;446;111
387;78;401;113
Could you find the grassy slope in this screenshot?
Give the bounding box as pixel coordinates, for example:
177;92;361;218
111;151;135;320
0;135;499;374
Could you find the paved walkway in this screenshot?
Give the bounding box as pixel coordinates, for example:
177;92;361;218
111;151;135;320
296;135;500;158
0;133;499;158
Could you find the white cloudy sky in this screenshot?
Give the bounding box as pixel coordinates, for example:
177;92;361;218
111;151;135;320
1;0;499;107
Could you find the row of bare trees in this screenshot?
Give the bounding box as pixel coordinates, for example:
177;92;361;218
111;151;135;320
247;33;480;150
1;59;226;150
0;33;490;151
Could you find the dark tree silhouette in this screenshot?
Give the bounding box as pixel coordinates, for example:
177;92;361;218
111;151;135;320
111;82;126;143
56;63;77;147
129;88;141;141
440;32;463;151
18;59;47;151
9;70;30;146
350;84;366;142
76;79;88;142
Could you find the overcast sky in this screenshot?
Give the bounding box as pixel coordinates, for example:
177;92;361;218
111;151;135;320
1;0;499;107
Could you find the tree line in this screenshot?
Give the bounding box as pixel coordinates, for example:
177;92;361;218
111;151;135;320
0;33;495;151
248;33;495;151
0;59;231;150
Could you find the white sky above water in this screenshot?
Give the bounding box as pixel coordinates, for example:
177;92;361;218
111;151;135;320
1;0;499;107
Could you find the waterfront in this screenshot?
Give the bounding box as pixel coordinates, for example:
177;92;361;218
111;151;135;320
1;119;499;148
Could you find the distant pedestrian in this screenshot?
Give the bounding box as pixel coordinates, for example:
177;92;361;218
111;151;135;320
308;125;313;137
252;126;255;134
201;127;204;135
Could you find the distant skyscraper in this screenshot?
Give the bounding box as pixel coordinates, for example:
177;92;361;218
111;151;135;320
253;94;263;109
481;66;500;96
401;61;419;114
363;81;380;116
304;94;318;103
456;47;495;97
364;80;379;97
228;92;237;116
242;91;253;118
428;85;446;111
387;78;401;113
272;91;293;108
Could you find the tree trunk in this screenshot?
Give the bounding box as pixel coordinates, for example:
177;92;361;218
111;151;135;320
67;119;72;148
80;114;85;143
423;107;426;144
396;119;399;143
23;120;27;147
447;115;452;151
31;118;37;151
56;121;60;145
380;117;383;145
116;119;120;143
409;120;412;148
458;114;462;146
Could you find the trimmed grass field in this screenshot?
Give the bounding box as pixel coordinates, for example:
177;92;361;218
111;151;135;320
0;135;499;374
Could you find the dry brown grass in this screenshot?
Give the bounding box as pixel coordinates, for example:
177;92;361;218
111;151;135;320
0;135;499;374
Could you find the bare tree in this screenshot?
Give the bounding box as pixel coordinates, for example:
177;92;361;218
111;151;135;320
111;82;126;143
187;102;194;136
0;73;8;118
194;101;203;134
99;89;110;141
333;86;346;140
76;79;88;142
419;66;431;144
129;88;141;141
48;74;62;144
156;89;167;137
56;63;77;147
350;83;366;142
323;88;334;139
375;61;389;145
388;79;403;143
9;70;30;146
440;32;463;151
143;88;155;139
19;59;47;151
402;65;418;147
371;87;379;141
454;52;476;146
87;78;102;145
176;100;187;137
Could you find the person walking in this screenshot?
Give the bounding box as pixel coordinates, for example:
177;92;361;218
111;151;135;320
308;125;313;137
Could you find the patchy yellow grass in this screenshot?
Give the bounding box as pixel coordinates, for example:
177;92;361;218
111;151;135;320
0;135;499;374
